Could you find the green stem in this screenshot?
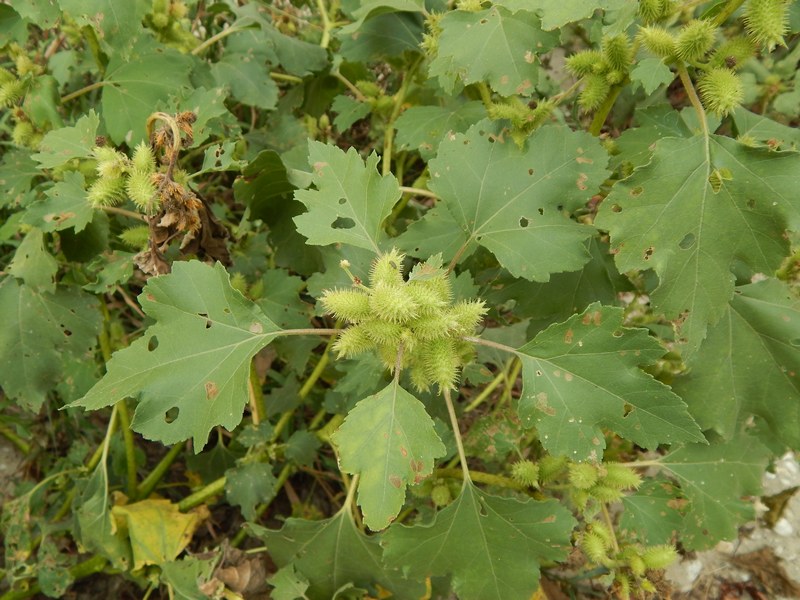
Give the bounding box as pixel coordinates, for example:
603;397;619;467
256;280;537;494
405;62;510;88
462;335;518;356
316;0;333;48
435;467;525;491
711;0;746;25
383;55;423;176
398;185;438;199
0;422;30;455
178;476;226;512
270;72;303;84
135;442;185;499
60;80;108;103
249;363;266;424
191;24;250;55
588;83;625;136
115;400;138;498
277;328;340;337
476;82;493;110
333;70;368;101
464;367;506;413
677;63;708;136
101;206;147;221
600;504;620;553
443;388;471;484
0;555;108;600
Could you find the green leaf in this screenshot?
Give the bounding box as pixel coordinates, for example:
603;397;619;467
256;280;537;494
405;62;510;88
74;465;133;570
211;53;279;110
12;0;61;28
268;565;310;600
0;149;42;208
250;510;424;600
517;304;705;460
31;110;100;169
8;228;58;293
731;106;800;150
100;36;194;144
160;556;218;600
338;12;423;61
331;95;371;131
69;261;282;448
430;7;557;96
596;135;800;356
394;101;485;160
233;150;296;220
619;479;683;545
673;279;800;450
331;381;446;530
382;482;576;600
631;58;674;95
611;104;692;170
293;141;401;254
340;0;425;34
58;0;145;51
22;171;94;233
255;268;313;329
225;462;278;521
657;435;770;549
0;279;100;411
497;0;627;30
425;122;608;280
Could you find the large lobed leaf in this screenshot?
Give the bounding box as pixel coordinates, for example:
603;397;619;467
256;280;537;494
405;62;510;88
673;278;800;450
331;381;446;530
0;278;100;411
70;262;282;448
406;121;608;281
596;135;800;355
517;304;704;460
429;7;557;96
382;482;576;600
250;510;424;600
293;141;401;253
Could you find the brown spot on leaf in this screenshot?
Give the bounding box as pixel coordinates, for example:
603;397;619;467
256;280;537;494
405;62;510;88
249;322;263;334
524;50;535;63
205;381;218;400
411;459;423;472
389;475;402;489
576;173;588;190
400;446;408;457
536;392;555;416
564;329;573;344
576;156;593;164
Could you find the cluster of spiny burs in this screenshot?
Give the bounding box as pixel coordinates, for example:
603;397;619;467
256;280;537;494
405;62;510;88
321;250;487;392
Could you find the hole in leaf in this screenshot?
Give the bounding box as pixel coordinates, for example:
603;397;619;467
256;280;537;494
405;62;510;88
332;217;355;229
612;330;624;338
164;407;179;423
679;233;696;249
528;168;534;175
147;336;159;351
223;307;231;314
747;198;756;209
630;186;643;197
519;217;529;228
63;329;72;336
338;198;346;205
611;204;622;213
538;208;544;215
643;247;654;260
556;204;563;211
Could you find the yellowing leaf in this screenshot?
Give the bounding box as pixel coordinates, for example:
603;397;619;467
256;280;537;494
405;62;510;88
112;499;207;570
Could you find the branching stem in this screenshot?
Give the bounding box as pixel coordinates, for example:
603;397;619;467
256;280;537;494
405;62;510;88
677;63;709;137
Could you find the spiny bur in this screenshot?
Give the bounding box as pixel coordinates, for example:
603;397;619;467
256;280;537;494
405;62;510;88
569;462;599;489
638;26;677;59
698;67;743;116
744;0;789;51
322;250;486;392
675;19;716;62
511;460;540;488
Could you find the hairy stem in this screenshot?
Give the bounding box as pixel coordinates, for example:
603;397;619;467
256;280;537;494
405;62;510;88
677;63;708;137
135;442;185;499
435;467;525;491
443;388;471;483
316;0;333;48
115;400;138;498
60;80;109;103
383;55;423;176
462;335;519;355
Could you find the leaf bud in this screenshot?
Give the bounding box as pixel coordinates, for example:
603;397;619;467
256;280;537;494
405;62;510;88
511;460;540;488
698;67;743;116
675;19;716;62
638;26;677;59
641;544;678;569
321;288;371;323
568;462;599;489
602;35;632;72
565;50;604;77
744;0;789;51
332;324;375;358
578;74;610;111
600;463;642;490
431;483;452;507
370;248;406;286
369;282;418;323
